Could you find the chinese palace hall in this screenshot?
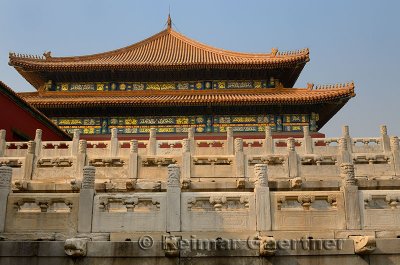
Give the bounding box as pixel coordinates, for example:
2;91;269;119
8;16;355;139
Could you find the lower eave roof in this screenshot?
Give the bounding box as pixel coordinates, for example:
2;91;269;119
0;81;71;140
18;85;355;108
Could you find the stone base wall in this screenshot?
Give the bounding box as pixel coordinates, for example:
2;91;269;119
0;126;399;262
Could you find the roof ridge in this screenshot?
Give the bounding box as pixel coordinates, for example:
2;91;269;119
9;52;45;61
17;85;355;99
307;81;355;91
9;29;172;62
9;28;309;62
168;30;274;59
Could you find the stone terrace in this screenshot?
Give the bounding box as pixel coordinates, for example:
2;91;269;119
0;125;399;265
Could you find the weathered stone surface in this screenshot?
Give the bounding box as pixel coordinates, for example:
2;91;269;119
350;235;376;254
271;191;346;231
181;192;256;231
5;193;79;233
0;128;400;262
64;237;89;257
92;193;167;232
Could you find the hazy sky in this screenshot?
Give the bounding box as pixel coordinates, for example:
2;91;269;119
0;0;399;137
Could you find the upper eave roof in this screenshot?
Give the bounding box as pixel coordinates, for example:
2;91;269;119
9;28;309;72
18;82;355;108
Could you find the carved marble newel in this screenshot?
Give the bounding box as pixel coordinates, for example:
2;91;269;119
24;141;36;180
128;140;138;179
391;136;400;175
287;137;298;178
77;140;87;174
34;129;42;156
340;163;361;229
0;129;6;157
340;163;356;186
82;166;96;189
380;125;391;152
181;138;191;183
226;127;234;155
264;126;274;154
254;164;271;231
254;164;268;188
167;164;181;232
71;129;81;156
187;127;195;153
0;166;12;232
78;166;96;232
148;128;157;155
235;138;245;179
110;128;119;156
342;125;352;153
303;125;313;154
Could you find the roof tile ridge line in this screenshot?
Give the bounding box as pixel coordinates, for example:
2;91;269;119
10;29;172;63
26;87;346;99
9;52;45;61
0;80;70;139
276;48;310;56
169;30;270;58
308;81;355;91
169;30;306;59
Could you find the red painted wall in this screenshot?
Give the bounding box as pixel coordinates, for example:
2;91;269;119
0;93;68;141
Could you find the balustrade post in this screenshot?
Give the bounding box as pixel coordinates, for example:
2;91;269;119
181;138;191;183
265;126;274;154
148;128;157;156
77;140;87;174
110;128;119;157
78;166;96;233
287;137;298;178
71;129;81;156
167;164;181;232
390;136;400;176
235;138;245;179
340;163;361;229
342;125;352;153
24;141;36;180
380;125;391;152
338;137;351;164
303;126;313;154
34;129;42;157
188;127;195;154
254;164;271;231
128;140;138;179
0;166;12;232
226;127;234;155
0;129;6;157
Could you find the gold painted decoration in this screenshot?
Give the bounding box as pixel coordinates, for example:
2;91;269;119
50;79;275;92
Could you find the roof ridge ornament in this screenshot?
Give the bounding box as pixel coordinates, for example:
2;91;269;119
43;51;52;59
314;82;355;90
271;48;278;57
167;14;172;30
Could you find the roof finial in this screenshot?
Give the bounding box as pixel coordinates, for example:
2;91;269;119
167;8;172;30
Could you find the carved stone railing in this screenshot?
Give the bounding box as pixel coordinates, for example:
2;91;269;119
181;192;256;231
0;125;398;189
359;190;400;229
4;193;79;234
271;191;346;230
92;193;166;232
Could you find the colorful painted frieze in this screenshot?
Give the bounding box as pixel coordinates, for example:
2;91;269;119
52;114;313;135
48;79;276;92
